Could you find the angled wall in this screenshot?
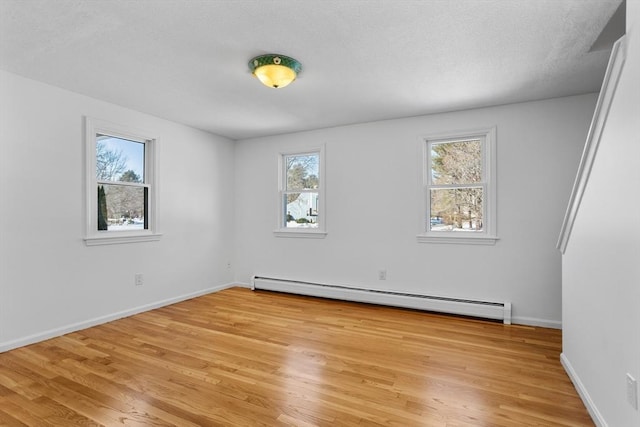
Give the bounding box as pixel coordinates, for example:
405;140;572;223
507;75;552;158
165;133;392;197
561;2;640;426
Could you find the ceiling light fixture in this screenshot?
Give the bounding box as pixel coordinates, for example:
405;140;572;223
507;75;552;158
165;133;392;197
249;54;301;89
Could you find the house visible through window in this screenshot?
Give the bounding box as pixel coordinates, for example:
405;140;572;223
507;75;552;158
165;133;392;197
283;152;319;228
418;128;497;245
275;146;326;238
85;117;160;245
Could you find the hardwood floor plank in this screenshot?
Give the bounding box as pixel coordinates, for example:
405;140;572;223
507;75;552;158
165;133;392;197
0;287;593;426
0;397;55;427
0;409;27;427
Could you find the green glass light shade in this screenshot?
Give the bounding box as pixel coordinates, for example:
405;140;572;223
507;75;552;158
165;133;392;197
249;54;302;89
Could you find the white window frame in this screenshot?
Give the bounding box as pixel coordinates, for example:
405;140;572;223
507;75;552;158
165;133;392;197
84;117;161;246
417;127;498;245
274;145;326;238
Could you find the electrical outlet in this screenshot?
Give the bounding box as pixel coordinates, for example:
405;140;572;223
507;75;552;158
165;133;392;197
627;373;638;410
135;273;144;286
378;269;387;280
226;261;231;269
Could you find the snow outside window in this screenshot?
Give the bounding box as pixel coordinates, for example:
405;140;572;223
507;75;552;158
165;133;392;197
84;117;161;246
275;146;326;238
418;128;498;245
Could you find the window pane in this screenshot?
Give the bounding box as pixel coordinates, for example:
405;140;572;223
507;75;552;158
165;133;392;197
285;154;319;191
283;192;319;228
431;140;481;185
430;188;483;231
98;184;147;231
96;134;145;182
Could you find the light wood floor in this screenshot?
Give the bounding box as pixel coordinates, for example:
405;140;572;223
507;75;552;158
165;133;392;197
0;287;593;426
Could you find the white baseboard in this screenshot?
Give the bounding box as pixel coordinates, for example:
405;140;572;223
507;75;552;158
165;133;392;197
0;282;237;353
561;353;606;427
511;316;562;329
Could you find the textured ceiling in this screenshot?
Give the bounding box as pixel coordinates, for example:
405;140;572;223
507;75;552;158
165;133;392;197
0;0;622;140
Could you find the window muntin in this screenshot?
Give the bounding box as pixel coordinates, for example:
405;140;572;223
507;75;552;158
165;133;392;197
276;147;326;238
429;138;484;232
96;135;148;231
85;117;160;245
282;152;319;229
419;128;497;244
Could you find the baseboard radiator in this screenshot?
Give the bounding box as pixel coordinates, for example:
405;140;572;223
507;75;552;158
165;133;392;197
251;276;511;324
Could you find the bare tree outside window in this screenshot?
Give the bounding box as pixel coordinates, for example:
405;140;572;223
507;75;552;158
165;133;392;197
96;140;127;181
282;153;320;227
96;136;147;231
286;154;318;202
430;140;484;231
85;117;159;245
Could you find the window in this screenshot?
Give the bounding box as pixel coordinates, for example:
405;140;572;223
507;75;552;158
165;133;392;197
275;146;326;238
418;128;497;245
85;117;161;245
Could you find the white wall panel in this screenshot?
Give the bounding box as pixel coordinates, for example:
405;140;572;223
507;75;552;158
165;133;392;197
0;70;236;349
234;94;597;327
562;2;640;425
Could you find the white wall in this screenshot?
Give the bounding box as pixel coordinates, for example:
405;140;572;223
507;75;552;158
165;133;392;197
0;70;236;350
234;93;597;327
562;2;640;426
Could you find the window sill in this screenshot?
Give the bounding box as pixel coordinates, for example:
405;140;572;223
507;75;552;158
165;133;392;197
85;232;163;246
274;229;327;239
416;233;498;245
